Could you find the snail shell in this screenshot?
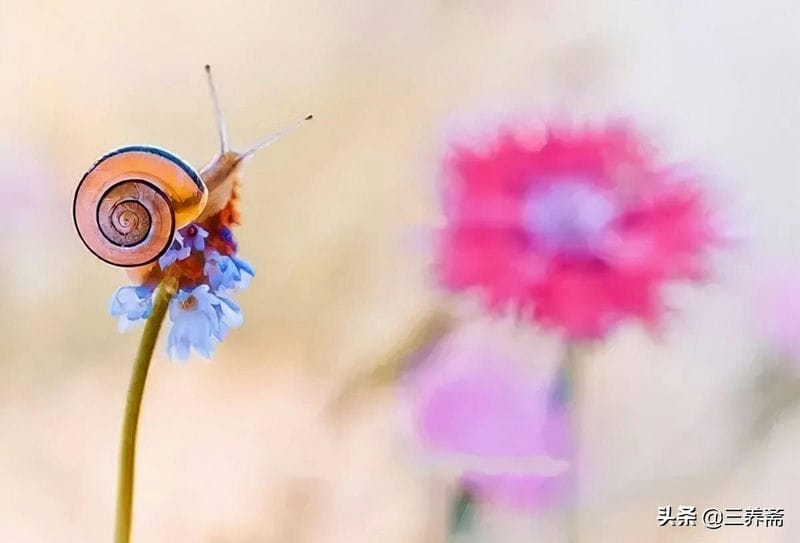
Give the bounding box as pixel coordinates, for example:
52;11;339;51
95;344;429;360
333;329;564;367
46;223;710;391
73;146;208;267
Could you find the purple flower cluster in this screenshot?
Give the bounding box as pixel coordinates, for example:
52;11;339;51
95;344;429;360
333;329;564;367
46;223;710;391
108;223;255;361
157;224;208;269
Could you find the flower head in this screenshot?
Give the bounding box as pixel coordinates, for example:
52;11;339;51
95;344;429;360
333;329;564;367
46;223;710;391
109;286;154;332
157;225;210;270
404;332;571;511
213;294;244;341
204;250;255;292
436;123;720;338
158;231;190;270
182;224;209;251
115;211;254;360
166;286;245;361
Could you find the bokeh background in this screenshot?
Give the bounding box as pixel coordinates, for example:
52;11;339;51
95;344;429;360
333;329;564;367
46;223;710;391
2;1;800;541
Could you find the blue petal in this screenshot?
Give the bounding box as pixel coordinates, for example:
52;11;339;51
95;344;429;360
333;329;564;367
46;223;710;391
167;327;192;361
192;226;209;251
204;251;254;293
109;286;153;331
159;250;179;270
167;287;222;361
118;317;139;333
232;256;255;278
159;232;193;270
217;296;244;328
212;295;244;340
204;254;241;292
168;313;207;360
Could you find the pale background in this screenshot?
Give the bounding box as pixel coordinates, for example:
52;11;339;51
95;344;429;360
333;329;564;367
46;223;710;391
1;1;799;541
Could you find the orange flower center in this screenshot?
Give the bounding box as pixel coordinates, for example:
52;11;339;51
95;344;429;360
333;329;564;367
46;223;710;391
179;295;198;311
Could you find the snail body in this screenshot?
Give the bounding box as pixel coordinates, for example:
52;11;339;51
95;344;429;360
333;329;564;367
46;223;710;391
72;65;311;277
196;151;243;224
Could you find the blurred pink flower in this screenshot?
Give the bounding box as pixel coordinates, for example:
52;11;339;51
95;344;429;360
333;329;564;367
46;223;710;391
405;334;571;511
759;271;800;361
436;123;720;339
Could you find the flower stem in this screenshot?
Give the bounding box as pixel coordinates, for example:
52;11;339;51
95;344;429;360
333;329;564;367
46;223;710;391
325;309;454;419
115;283;174;543
561;343;582;543
447;487;476;542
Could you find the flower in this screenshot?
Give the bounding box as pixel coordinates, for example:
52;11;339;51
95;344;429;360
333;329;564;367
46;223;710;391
109;286;154;332
404;332;571;511
167;285;222;360
436;123;720;339
158;231;190;270
231;256;255;286
213;294;244;340
204;250;254;292
157;225;209;270
166;286;245;361
124;217;254;360
182;224;209;252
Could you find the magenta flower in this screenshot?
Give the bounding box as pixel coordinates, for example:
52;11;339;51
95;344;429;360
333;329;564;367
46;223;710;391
436;123;720;339
404;332;571;510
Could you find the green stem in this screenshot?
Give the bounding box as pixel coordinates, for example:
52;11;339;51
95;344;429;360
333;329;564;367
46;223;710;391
562;343;582;543
326;309;454;419
115;283;174;543
448;487;476;542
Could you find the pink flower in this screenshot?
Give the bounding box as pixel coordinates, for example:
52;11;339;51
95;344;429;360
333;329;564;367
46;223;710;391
404;333;571;511
436;123;720;339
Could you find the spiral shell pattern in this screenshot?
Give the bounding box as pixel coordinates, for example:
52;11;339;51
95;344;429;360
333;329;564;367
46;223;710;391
73;146;208;267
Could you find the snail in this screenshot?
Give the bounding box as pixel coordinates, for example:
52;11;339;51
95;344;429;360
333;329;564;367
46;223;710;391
73;65;312;275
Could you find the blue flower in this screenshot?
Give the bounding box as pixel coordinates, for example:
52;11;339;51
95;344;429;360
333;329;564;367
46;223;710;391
213;294;244;341
204;250;255;292
158;231;190;269
166;286;246;360
166;285;222;361
158;225;209;270
231;256;255;289
182;223;209;252
109;286;154;332
203;251;238;291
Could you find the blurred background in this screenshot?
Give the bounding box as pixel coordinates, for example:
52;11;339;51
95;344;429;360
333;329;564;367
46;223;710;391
2;0;800;541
